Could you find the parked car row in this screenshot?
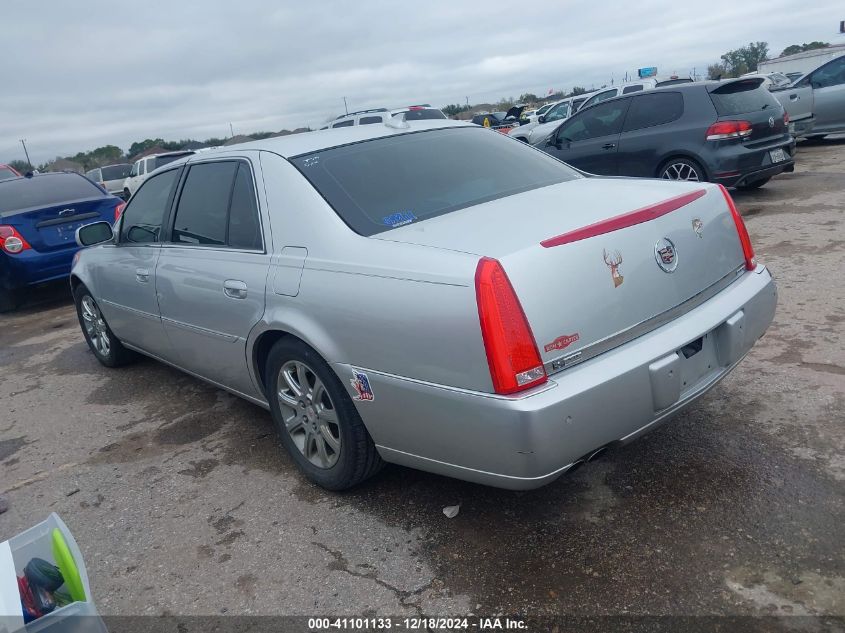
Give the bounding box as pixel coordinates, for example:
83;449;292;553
521;77;795;190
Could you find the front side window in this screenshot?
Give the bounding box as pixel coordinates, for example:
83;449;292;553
623;92;684;132
119;169;179;244
291;127;580;237
545;101;570;122
810;57;845;88
558;98;630;142
172;162;237;246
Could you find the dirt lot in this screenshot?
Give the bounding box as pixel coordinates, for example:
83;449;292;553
1;140;843;625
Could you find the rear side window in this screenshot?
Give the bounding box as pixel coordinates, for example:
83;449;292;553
623;92;684;131
227;164;262;250
101;164;131;180
0;174;103;214
170;160;261;249
291;127;579;237
172;162;237;246
119;169;179;243
709;80;781;115
359;116;383;125
622;84;644;94
332;120;354;128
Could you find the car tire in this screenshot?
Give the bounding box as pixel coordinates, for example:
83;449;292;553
0;288;22;313
659;157;707;183
265;337;383;490
736;176;771;190
73;284;137;367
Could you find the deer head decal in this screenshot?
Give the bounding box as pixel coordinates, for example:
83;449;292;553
603;249;624;288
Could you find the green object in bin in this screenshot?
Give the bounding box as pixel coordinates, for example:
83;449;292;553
51;528;85;602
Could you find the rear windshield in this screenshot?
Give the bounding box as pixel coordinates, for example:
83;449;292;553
101;164;131;180
291;127;580;236
710;80;781;115
0;173;104;214
395;109;447;121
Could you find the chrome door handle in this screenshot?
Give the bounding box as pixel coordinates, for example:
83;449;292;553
223;279;248;299
135;268;150;283
602;143;616;149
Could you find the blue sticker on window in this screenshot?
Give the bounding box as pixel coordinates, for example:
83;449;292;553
382;211;417;227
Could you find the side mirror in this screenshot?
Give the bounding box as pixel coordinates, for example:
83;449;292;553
538;115;546;124
76;221;114;247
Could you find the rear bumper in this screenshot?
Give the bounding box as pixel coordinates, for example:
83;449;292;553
340;266;777;489
710;137;796;187
0;248;76;291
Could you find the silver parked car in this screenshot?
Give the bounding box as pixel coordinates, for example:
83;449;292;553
773;53;845;139
71;120;777;490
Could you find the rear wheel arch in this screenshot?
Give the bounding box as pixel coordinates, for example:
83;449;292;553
253;329;291;397
70;274;83;294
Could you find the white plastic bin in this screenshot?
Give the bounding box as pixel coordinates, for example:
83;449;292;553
0;514;105;633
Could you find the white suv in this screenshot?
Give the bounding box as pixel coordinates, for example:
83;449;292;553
122;150;194;198
324;105;447;129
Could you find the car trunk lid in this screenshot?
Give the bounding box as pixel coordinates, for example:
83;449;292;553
378;178;747;369
708;78;790;145
3;197;117;253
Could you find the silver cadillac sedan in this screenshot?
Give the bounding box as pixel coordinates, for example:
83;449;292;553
71;120;777;490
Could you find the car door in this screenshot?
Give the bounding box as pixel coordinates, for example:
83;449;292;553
92;168;180;359
155;157;269;397
805;56;845;133
616;91;685;177
544;97;631;175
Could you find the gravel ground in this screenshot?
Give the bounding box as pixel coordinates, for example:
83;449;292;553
1;140;843;627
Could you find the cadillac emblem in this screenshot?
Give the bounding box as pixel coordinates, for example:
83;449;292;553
692;218;703;238
654;238;678;273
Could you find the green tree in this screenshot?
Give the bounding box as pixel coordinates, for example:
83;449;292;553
518;93;539;103
707;63;727;80
569;86;587;96
128;138;166;158
441;103;470;116
780;41;829;57
719;41;769;77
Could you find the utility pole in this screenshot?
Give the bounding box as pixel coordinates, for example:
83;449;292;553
19;139;32;169
343;97;349;115
229;123;234;138
465;96;469;107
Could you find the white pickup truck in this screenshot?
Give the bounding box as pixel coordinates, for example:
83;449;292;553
772;53;845;139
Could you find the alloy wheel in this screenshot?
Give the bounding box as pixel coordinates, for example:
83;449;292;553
276;360;341;469
81;295;111;357
661;162;700;182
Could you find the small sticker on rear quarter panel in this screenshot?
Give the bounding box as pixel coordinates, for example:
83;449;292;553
544;333;580;353
350;371;374;401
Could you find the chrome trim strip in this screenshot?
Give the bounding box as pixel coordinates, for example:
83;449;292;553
547;265;747;374
160;316;239;342
99;298;160;322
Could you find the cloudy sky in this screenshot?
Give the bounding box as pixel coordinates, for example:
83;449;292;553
1;0;841;164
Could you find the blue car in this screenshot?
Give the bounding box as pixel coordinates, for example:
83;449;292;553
0;172;124;311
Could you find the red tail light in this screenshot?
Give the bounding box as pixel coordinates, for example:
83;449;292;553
718;185;756;270
706;120;752;141
114;202;126;221
0;225;32;254
784;111;790;124
475;257;547;394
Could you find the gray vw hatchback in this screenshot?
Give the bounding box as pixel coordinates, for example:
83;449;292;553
538;77;795;190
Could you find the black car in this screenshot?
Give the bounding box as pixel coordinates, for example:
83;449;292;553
471;105;525;131
536;78;795;189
